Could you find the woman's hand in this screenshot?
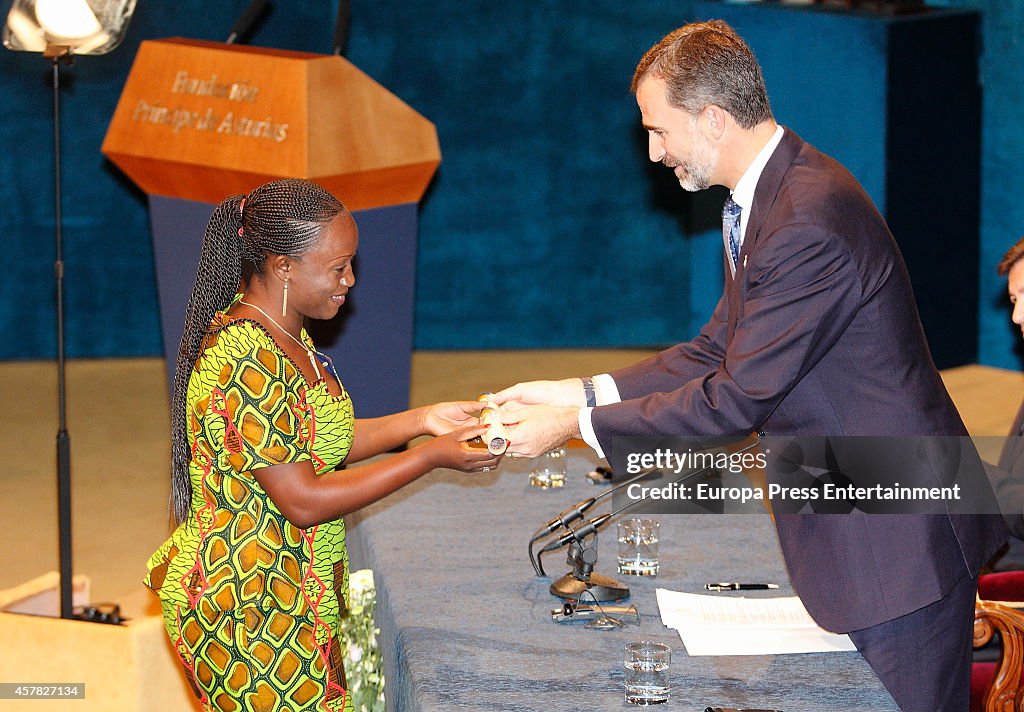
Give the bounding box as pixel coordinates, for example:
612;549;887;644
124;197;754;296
421;423;503;472
421;400;482;437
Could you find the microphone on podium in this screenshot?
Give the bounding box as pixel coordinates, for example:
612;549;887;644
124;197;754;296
226;0;270;45
332;0;351;56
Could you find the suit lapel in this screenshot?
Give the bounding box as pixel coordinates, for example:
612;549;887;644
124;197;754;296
725;128;805;342
744;128;803;257
726;256;743;340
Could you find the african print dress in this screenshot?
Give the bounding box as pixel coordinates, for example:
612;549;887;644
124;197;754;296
146;311;355;712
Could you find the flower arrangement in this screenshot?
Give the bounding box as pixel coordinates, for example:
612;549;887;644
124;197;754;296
341;568;385;712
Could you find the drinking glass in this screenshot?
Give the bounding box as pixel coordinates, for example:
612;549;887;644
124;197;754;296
617;518;660;576
623;640;671;705
529;446;566;488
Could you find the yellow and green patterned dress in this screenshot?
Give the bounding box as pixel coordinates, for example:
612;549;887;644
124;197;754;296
146;307;355;712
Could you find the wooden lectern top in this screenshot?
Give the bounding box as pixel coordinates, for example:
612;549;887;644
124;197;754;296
101;38;440;210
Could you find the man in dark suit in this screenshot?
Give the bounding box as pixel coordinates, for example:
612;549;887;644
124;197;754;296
494;21;1006;711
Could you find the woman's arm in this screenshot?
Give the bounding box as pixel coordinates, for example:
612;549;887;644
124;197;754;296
346;401;482;463
252;423;499;528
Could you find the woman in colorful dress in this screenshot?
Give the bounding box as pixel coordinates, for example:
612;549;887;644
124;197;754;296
145;179;500;712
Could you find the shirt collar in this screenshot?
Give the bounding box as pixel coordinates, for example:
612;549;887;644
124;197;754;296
731;125;785;211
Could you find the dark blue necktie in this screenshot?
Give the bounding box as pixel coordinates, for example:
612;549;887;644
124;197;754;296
722;195;742;273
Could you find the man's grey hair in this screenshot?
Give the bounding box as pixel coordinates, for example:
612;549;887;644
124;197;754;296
631;20;772;129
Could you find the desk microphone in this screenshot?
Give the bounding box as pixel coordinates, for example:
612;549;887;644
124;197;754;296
538;514;612;553
528;467;658;574
541;513;628;601
532;438;760;551
532;439;764;597
535;497;598;538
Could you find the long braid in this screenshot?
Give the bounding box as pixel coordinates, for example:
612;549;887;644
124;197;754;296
170;196;245;524
170;179;346;525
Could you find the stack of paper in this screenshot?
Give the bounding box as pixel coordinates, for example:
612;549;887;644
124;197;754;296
656;588;857;656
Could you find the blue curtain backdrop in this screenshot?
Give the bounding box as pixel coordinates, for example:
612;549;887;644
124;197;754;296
0;0;695;359
960;0;1024;369
1;0;1022;365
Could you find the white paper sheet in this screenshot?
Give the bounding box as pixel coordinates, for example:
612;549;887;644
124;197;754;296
656;588;857;656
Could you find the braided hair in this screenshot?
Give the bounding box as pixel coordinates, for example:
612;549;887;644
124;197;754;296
170;179;347;525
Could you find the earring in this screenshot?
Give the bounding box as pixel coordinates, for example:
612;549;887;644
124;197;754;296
281;278;289;317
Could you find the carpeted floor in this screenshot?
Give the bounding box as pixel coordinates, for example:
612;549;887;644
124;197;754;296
1;353;1022;618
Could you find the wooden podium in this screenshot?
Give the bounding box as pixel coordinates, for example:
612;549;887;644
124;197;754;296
0;574;201;712
102;38;440;416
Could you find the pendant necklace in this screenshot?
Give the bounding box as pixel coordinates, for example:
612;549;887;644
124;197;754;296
238;300;321;380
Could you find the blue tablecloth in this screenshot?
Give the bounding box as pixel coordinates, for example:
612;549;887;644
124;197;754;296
346;451;898;712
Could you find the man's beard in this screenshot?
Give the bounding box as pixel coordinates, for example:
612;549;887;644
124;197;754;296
675;162;711;192
665;140;715;192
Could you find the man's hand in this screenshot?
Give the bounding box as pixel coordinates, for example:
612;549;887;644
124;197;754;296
490;378;586;411
500;404;581;459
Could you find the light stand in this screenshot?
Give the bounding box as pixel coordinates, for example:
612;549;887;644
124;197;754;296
3;0;136;621
49;42;73;620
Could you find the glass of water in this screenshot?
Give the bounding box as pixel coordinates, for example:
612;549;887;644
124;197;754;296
617;518;660;576
623;640;671;705
529;446;566;488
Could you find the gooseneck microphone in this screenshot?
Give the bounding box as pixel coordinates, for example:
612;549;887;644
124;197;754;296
535;497;597;539
528;467;659;575
538;514;613;554
226;0;270;45
531;440;763;585
332;0;352;56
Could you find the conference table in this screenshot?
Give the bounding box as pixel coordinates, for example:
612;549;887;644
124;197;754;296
346;450;899;711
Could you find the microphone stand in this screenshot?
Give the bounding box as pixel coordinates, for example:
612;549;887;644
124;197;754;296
528;466;655;575
536;440;761;602
549;518;630;601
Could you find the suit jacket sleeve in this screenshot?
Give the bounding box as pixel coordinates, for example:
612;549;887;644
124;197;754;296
593;222;862;450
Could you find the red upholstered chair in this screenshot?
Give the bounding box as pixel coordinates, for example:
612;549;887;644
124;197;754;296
973;572;1024;712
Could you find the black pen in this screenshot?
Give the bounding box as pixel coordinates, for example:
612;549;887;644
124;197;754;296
705;582;779;591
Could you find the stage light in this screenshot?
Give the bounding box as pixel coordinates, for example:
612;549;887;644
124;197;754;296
3;0;135;55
